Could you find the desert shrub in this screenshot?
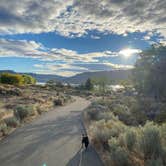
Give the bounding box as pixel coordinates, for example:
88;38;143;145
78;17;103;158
0;122;10;136
155;110;166;123
54;98;64;106
0;121;7;131
109;138;131;166
112;104;135;125
36;106;46;114
146;158;164;166
160;123;166;147
85;99;166;166
14;105;36;120
125;129;137;151
139;122;162;159
90;117;127;152
99;112;118;121
4;117;19;127
85;107;100;121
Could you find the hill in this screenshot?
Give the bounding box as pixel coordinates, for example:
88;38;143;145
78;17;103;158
63;70;132;84
0;70;132;84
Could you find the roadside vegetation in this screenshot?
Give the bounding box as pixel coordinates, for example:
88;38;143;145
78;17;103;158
84;44;166;166
0;73;72;139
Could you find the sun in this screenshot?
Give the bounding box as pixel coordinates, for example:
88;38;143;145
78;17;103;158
119;48;141;58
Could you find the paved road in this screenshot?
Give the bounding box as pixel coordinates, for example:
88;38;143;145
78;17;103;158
0;97;104;166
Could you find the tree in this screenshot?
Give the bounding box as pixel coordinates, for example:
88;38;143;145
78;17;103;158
133;44;166;100
85;78;93;90
0;73;36;86
22;74;36;84
92;77;108;92
0;73;24;85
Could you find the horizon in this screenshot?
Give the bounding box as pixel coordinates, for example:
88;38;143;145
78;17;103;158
0;0;165;76
0;68;132;78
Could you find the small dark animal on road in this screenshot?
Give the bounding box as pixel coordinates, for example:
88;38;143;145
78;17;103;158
82;134;89;149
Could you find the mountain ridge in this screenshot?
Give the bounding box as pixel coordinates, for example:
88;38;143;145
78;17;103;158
0;70;132;84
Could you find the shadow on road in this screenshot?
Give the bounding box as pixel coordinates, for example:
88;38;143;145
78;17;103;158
67;146;104;166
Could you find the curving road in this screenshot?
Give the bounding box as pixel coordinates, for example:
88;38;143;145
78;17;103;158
0;97;103;166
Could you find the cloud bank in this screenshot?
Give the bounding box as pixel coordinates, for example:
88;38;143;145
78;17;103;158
0;0;165;41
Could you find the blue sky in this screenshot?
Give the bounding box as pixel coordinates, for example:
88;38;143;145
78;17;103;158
0;0;165;76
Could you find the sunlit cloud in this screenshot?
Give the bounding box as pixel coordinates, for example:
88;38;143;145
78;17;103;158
119;48;142;58
0;38;140;76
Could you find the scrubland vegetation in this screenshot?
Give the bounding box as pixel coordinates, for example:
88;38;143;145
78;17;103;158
0;74;72;139
84;95;166;166
84;45;166;166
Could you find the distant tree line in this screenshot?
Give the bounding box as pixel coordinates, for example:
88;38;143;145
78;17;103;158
133;44;166;101
0;73;36;85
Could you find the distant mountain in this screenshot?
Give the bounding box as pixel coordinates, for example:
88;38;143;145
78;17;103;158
0;70;132;84
25;73;65;83
0;70;65;83
63;70;132;84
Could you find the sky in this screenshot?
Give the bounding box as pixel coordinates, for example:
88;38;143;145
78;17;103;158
0;0;165;77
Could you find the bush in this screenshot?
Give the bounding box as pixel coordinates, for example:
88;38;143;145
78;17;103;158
14;105;36;120
0;122;9;136
125;129;137;151
109;138;131;166
22;74;36;84
146;158;164;166
4;117;19;128
139;122;162;159
0;73;36;86
0;73;24;85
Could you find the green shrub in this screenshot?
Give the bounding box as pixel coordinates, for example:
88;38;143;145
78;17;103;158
0;73;24;85
109;138;131;166
86;108;100;121
139;122;162;159
0;122;10;136
146;158;164;166
22;74;36;84
125;129;137;151
0;73;36;85
4;117;19;127
155;111;166;123
14;105;36;120
0;122;7;131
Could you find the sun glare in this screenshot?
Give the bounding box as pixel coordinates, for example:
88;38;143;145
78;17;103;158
119;48;141;58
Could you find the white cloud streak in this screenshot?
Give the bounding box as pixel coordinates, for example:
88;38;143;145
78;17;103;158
0;38;136;75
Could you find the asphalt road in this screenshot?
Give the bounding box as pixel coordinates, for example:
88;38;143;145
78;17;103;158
0;97;104;166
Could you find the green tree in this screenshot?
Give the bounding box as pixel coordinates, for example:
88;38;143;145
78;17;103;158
22;74;36;84
0;73;36;85
85;78;93;90
0;73;24;85
92;77;108;92
133;44;166;100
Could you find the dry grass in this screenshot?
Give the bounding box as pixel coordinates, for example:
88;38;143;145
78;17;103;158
0;84;72;138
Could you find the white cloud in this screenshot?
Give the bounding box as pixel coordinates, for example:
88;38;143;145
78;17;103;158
104;62;134;70
0;38;138;76
0;0;165;40
90;35;100;39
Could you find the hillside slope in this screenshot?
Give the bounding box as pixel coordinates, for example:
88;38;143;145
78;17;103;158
0;70;132;84
64;70;132;84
